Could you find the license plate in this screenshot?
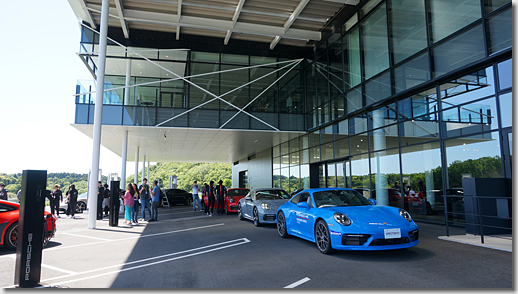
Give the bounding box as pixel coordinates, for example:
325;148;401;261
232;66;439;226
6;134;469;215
384;228;401;239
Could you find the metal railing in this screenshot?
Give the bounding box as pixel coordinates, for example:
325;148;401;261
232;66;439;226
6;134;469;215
444;194;512;244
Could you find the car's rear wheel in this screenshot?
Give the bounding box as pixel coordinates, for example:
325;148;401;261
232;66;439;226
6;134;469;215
237;204;244;220
315;220;333;254
253;207;261;227
77;201;86;213
224;202;228;215
42;222;50;247
185;197;192;206
277;211;289;238
5;222;18;250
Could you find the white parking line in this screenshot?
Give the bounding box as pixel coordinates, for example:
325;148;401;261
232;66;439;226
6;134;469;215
60;233;110;241
39;238;251;287
6;255;77;275
284;277;310;288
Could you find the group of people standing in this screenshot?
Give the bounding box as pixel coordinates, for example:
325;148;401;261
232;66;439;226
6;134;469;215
120;178;161;226
193;180;227;216
48;184;79;219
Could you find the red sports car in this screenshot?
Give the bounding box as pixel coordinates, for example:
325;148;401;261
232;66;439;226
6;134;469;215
0;200;57;250
202;188;250;214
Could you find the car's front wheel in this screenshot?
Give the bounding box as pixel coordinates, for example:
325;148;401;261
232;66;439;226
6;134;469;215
76;201;86;213
277;211;289;238
237;203;244;220
253;207;261;227
315;220;333;254
5;222;18;250
185;197;192;206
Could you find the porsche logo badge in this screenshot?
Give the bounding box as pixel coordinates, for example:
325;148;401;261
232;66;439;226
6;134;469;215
383;222;387;224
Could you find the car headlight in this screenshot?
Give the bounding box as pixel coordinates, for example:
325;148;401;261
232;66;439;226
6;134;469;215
399;209;412;222
229;198;234;203
333;212;351;226
261;203;270;210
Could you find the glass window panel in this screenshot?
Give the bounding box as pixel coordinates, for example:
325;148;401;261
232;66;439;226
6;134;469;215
390;0;427;64
401;142;443;215
445;131;503;188
273;145;280;158
335;138;350;159
319;164;326;188
346;87;363;114
362;3;389;80
345;28;361;88
485;0;511;14
221;53;249;65
220;65;249;109
301;164;310;189
350;135;369;155
369;125;399;151
273;169;281;188
370;149;401;204
279;70;304;114
75;104;89;124
301;135;309;149
158;50;188;61
301;149;310;164
191;52;219;63
127;47;158;59
289;166;300;192
327;163;336;187
281;154;290;169
499;92;512;128
310;131;320;147
430;0;482;43
487;7;512;54
306;60;317;111
441;97;498;137
280;142;289;155
394;52;431;93
336;120;349;136
321;126;334;144
250;67;278;113
361;0;382;17
368;104;397;129
349;116;368;135
321;143;334;161
343;13;358;32
398;92;439;121
281;168;290;191
250;56;277;66
273;156;281;170
332;96;345;121
440;66;495;109
365;71;391;105
290;152;300;166
81;27;95;43
351;153;370;190
336;162;345;188
289;138;299;153
310;146;321;163
190;63;220;109
316;54;329;107
497;59;512;90
101;105;122;125
433;24;485;78
400;121;440;144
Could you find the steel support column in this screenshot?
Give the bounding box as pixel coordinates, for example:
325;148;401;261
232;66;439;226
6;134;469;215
134;147;139;184
121;130;128;190
87;0;110;229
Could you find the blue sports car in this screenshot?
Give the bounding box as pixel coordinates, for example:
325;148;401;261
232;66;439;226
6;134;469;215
276;188;419;253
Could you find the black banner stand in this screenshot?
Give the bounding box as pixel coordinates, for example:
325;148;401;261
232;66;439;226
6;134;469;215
14;170;47;288
109;180;120;227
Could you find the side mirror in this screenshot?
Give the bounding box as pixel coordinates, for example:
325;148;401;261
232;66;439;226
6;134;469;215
297;202;310;209
369;199;377;205
246;197;252;201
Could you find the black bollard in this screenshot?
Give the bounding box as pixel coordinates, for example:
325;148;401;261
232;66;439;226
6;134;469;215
109;180;120;226
14;170;47;288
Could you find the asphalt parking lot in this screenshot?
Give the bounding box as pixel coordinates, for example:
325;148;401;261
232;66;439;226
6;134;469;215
0;204;512;289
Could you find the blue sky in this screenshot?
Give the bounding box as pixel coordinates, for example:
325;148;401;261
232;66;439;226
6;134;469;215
0;1;131;176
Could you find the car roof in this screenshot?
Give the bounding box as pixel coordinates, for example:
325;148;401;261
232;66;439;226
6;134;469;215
228;188;249;190
253;188;287;192
297;188;356;193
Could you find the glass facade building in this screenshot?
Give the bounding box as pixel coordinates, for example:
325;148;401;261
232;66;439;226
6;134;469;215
74;0;511;224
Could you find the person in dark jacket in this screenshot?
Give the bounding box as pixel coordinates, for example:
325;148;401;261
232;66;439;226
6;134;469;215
51;184;63;218
97;181;104;220
0;183;7;200
68;184;79;219
103;183;110;217
206;181;215;216
214;180;227;215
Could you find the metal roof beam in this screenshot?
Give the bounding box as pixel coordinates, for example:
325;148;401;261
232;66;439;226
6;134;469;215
113;0;129;38
284;0;311;33
270;36;281;50
74;0;97;29
226;0;246;45
86;4;321;41
176;0;182;40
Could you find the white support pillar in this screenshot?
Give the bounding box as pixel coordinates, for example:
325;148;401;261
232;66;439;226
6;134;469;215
121;130;128;190
88;0;110;230
142;155;146;181
125;59;132;103
373;110;388;206
134;147;139;184
147;161;150;180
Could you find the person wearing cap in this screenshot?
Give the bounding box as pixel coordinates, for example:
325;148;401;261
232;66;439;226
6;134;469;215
0;183;7;200
214;180;227;215
51;184;63;218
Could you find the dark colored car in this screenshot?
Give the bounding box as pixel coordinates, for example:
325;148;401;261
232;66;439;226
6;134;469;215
0;200;57;250
163;189;193;206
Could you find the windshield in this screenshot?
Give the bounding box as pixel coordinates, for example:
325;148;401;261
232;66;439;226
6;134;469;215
256;190;290;200
313;190;372;208
228;189;249;197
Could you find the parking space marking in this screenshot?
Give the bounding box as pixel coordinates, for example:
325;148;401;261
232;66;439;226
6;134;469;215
6;255;77;275
284;277;310;288
60;233;111;241
38;238;251;287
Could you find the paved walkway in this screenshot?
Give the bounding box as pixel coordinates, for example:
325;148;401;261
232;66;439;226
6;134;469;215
438;234;512;252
